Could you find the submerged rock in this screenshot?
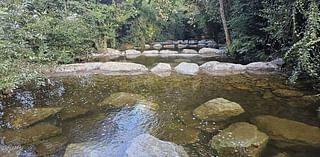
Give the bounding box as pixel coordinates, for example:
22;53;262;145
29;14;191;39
0;145;22;157
150;63;172;77
0;123;62;145
210;122;269;157
36;136;68;156
175;62;199;76
163;122;200;144
4;107;62;129
200;61;246;76
63;141;102;157
272;89;304;97
58;106;89;120
272;153;289;157
193;98;245;121
99;92;144;108
125;134;189;157
252;115;320;149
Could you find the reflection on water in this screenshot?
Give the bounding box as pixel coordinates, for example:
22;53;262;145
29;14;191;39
0;74;319;157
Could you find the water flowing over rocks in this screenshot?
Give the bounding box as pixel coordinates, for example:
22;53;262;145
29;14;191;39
175;62;199;76
150;63;172;77
193;98;245;121
4;107;62;129
252;115;320;149
210;122;269;157
125;134;189;157
58;106;89;120
0;123;62;145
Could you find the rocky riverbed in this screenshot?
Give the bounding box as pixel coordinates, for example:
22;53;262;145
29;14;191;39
1;57;319;157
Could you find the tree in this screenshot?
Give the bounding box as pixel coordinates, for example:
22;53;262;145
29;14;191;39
219;0;231;46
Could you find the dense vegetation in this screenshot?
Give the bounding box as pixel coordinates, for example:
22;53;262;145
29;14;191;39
0;0;319;95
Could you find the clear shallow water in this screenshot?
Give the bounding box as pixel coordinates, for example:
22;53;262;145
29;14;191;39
0;73;319;157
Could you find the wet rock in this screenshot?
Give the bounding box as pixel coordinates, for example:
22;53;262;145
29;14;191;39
175;62;199;76
246;62;279;74
126;134;189;157
193;98;245;121
195;121;227;134
252;115;320;149
272;153;289;157
99;92;144;108
163;45;175;49
262;91;275;99
58;106;89;120
272;89;304;97
163;122;200;144
99;62;149;75
200;61;246;76
160;50;178;54
0;145;22;157
0;123;62;145
198;48;222;54
210;122;269;157
4;107;62;129
182;49;198;54
302;94;320;103
125;49;141;59
135;100;159;111
176;111;200;127
150;63;172;77
153;43;162;50
36;136;68;156
63;141;103;157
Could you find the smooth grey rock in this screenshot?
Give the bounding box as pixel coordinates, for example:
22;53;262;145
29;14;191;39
159;50;178;54
199;48;222;54
163;45;175;49
125;134;189;157
153;43;162;50
144;44;151;50
207;40;218;48
177;44;188;49
211;122;268;157
63;142;104;157
182;49;197;54
193;98;245;121
143;50;159;54
55;62;102;73
246;62;279;74
151;63;172;77
270;58;285;67
125;49;141;59
252;115;320;149
99;62;149;75
175;62;199;76
200;61;247;76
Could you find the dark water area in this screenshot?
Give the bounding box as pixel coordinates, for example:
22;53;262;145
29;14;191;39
0;73;319;157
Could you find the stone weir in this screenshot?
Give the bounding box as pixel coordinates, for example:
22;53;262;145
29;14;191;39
51;58;284;77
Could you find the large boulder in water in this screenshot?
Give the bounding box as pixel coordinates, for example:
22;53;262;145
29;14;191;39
193;98;245;121
151;63;172;77
0;123;62;145
125;49;141;59
4;107;62;129
175;62;199;76
125;134;189;157
210;122;269;157
246;62;280;74
252;115;320;149
200;61;246;76
99;62;149;75
58;106;89;121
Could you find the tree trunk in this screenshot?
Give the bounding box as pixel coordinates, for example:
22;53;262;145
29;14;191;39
219;0;232;46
